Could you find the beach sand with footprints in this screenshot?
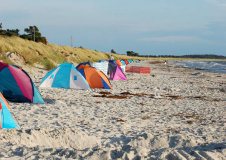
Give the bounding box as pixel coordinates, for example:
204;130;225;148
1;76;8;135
0;61;225;159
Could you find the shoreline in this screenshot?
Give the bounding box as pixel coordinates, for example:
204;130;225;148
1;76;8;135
0;61;225;159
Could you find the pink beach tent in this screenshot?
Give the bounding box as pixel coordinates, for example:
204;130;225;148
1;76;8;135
108;61;127;80
0;62;44;104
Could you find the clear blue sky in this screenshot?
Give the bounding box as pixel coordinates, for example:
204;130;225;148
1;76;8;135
1;0;226;56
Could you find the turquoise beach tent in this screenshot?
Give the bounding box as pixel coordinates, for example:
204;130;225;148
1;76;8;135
40;63;91;90
120;60;126;66
0;62;44;104
0;92;19;129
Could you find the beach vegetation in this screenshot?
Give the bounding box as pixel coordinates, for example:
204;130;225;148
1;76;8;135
20;25;47;44
0;36;143;70
111;49;117;54
127;51;139;57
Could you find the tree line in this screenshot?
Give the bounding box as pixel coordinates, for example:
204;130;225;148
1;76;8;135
110;48;225;59
0;23;47;44
139;54;226;59
111;49;140;57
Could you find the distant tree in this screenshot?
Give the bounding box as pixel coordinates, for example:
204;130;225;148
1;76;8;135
126;51;134;56
20;34;33;40
23;26;41;41
5;29;20;36
111;49;116;54
126;51;139;57
20;25;47;44
0;23;5;35
133;52;139;57
138;54;226;59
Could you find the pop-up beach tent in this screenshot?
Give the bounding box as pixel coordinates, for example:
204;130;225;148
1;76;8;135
0;92;19;129
123;59;129;65
40;63;90;90
97;59;106;62
108;61;127;81
92;61;109;76
0;62;44;104
118;60;126;72
77;65;112;89
120;60;126;66
76;61;91;70
116;60;122;66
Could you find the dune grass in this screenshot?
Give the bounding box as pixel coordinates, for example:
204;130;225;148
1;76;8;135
0;36;147;70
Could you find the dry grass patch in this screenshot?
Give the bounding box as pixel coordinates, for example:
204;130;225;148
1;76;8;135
164;94;182;100
120;91;154;97
149;61;163;64
186;96;225;102
166;128;180;133
99;91;111;95
141;110;149;113
141;110;160;114
95;101;101;104
106;95;128;99
117;119;126;122
141;116;151;120
93;92;128;99
138;103;146;105
174;113;200;119
186;120;193;124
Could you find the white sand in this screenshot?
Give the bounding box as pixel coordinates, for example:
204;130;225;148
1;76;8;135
0;61;225;160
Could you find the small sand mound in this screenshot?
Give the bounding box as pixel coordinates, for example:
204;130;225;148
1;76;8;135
6;52;26;66
1;128;100;150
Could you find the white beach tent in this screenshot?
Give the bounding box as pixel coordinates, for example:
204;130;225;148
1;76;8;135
40;63;91;90
92;60;109;75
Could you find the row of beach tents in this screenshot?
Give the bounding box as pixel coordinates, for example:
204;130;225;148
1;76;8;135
0;59;139;129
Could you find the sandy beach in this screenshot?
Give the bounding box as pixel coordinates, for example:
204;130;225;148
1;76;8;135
0;61;225;160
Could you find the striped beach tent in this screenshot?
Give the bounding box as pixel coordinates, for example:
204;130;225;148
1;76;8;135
119;60;126;72
0;62;44;104
92;61;109;75
0;93;19;129
40;63;90;90
97;59;106;62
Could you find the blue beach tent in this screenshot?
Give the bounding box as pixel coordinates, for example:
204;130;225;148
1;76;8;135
40;63;91;90
76;61;91;70
0;93;19;129
97;59;106;62
120;60;126;66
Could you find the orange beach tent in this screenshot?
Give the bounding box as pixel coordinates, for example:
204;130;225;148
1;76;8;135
77;65;112;89
116;60;122;66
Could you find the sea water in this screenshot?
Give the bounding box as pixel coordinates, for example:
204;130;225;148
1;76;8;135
171;61;226;74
